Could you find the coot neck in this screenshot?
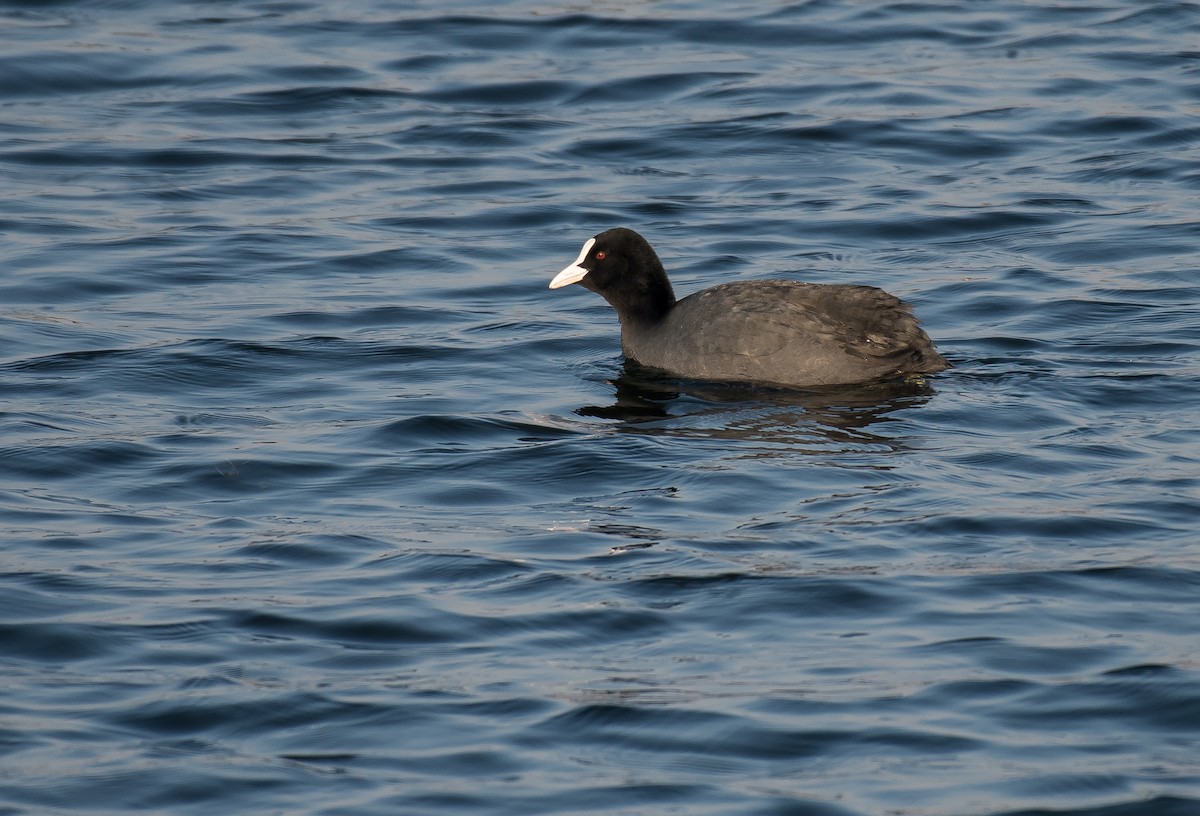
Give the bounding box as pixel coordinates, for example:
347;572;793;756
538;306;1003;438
617;286;675;329
593;256;676;328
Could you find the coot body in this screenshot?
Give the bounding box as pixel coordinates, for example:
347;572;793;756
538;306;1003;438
549;227;949;388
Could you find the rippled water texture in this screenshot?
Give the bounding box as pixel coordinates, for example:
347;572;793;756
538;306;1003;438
2;2;1199;814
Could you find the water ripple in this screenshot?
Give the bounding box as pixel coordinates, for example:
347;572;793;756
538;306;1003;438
2;2;1199;815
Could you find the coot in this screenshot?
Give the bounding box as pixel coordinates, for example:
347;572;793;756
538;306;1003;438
549;227;949;387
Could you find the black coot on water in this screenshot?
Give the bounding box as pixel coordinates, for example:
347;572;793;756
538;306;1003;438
549;227;950;388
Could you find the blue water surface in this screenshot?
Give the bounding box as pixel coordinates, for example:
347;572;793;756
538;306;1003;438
2;1;1199;815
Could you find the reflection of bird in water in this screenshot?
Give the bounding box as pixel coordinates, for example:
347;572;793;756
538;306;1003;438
578;362;939;452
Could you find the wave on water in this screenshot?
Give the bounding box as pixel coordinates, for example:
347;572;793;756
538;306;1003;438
1;1;1199;814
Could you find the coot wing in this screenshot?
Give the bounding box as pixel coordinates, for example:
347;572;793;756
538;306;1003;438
627;281;945;385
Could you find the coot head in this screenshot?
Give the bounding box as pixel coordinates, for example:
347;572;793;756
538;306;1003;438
549;227;676;325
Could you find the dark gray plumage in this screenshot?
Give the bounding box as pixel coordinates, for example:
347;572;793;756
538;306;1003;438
549;227;949;388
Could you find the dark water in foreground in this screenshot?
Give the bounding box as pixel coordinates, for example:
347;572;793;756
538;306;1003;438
2;2;1200;814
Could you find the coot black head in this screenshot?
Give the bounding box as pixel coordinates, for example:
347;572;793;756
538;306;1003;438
549;227;675;326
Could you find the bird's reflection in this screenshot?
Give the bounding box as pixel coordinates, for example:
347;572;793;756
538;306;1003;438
577;361;939;450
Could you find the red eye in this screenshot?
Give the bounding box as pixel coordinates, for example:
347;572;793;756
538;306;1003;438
595;251;606;260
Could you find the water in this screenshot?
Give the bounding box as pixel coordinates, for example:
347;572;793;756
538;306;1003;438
2;1;1199;814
